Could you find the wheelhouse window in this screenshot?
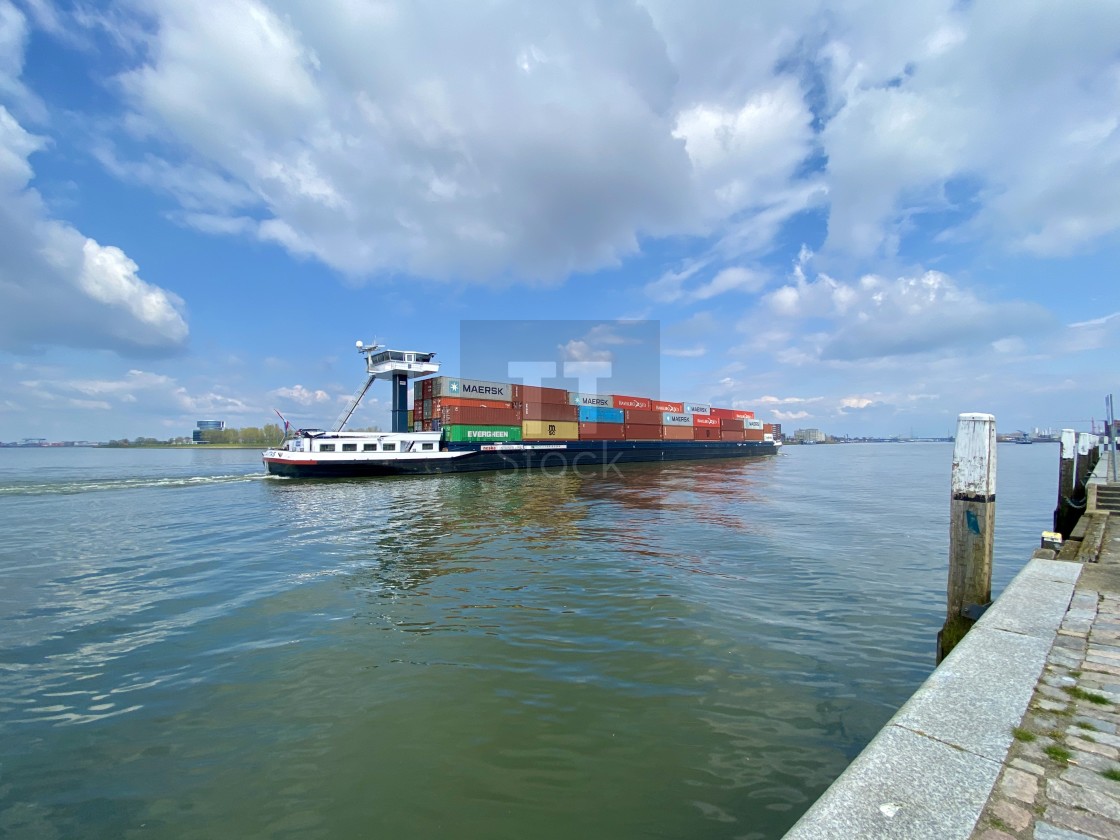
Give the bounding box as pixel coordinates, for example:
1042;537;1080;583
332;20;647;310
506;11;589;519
363;443;377;451
421;443;434;451
318;443;335;452
382;443;397;451
342;443;357;452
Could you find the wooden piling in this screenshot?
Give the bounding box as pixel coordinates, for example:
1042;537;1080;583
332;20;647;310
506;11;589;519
1053;429;1077;538
938;413;996;664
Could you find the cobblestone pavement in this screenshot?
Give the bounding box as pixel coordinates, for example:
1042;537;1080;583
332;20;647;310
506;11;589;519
972;518;1120;840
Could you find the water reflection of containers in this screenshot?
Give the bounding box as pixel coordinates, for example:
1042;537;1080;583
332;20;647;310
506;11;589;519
653;400;684;413
624;409;661;425
662;425;694;440
578;406;624;423
443;424;521;441
624;424;662;440
662;413;693;426
520;385;569;405
522;402;579;421
612;395;652;410
568;392;614;408
693;415;720;428
439;406;522;426
522;420;579;440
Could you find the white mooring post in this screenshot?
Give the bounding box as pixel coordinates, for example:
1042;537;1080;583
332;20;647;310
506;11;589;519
938;413;996;664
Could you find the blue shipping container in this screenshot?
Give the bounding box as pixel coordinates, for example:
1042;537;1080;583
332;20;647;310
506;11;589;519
578;406;624;423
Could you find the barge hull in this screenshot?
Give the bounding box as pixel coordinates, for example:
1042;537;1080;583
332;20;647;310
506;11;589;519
265;439;778;478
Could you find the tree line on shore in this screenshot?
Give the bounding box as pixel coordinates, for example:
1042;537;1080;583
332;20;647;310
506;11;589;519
104;424;383;447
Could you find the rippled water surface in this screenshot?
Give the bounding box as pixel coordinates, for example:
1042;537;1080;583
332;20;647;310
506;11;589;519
0;443;1055;839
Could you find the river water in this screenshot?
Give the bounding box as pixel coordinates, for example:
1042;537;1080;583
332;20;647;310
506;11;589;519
0;442;1055;839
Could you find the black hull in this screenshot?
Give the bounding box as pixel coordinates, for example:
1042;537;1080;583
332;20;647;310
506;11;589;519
265;440;778;478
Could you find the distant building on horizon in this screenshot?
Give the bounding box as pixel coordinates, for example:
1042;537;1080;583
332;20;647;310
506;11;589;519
193;420;225;443
793;428;826;444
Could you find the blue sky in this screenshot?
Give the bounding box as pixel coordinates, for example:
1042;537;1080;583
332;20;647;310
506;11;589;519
1;0;1118;441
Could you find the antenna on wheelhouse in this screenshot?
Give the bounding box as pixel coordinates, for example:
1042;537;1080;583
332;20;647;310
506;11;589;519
331;339;440;433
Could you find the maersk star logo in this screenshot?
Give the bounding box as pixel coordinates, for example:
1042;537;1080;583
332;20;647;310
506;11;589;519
449;380;459;394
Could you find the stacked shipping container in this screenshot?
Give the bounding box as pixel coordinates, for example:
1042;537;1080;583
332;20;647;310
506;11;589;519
411;377;768;444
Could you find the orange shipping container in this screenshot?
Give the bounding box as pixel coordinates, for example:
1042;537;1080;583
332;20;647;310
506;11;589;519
522;402;579;422
662;425;694;440
652;400;685;413
440;406;521;426
623;409;661;425
744;429;765;441
722;430;746;441
624;424;662;440
578;423;622;441
710;407;754;420
520;385;569;405
612;395;652;410
693;415;720;428
694;427;720;440
436;397;513;410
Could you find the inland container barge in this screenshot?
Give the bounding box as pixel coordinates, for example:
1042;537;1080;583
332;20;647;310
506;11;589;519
263;341;780;478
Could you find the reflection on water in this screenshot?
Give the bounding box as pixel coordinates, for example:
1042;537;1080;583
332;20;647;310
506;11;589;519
0;444;1058;839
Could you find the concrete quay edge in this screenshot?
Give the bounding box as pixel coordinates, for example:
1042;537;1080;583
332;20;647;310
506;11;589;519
783;557;1081;840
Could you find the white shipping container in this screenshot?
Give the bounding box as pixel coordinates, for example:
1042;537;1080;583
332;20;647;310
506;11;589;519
568;392;614;408
432;377;513;401
744;418;764;430
683;403;711;415
662;413;694;426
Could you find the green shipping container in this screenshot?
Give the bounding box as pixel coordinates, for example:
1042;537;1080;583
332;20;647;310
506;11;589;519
442;424;523;442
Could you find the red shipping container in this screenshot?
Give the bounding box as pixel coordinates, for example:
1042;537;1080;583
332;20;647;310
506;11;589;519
710;407;755;420
693;415;720;428
694;427;720;440
744;429;765;441
421;420;432;431
623;409;661;425
612;395;652;410
624;424;662;440
719;418;744;430
579;422;622;441
652;400;685;413
722;430;746;441
439;397;512;410
511;384;522;402
520;385;569;405
522;402;579;421
662;425;694;440
440;406;522;426
763;424;774;435
421;378;433;398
